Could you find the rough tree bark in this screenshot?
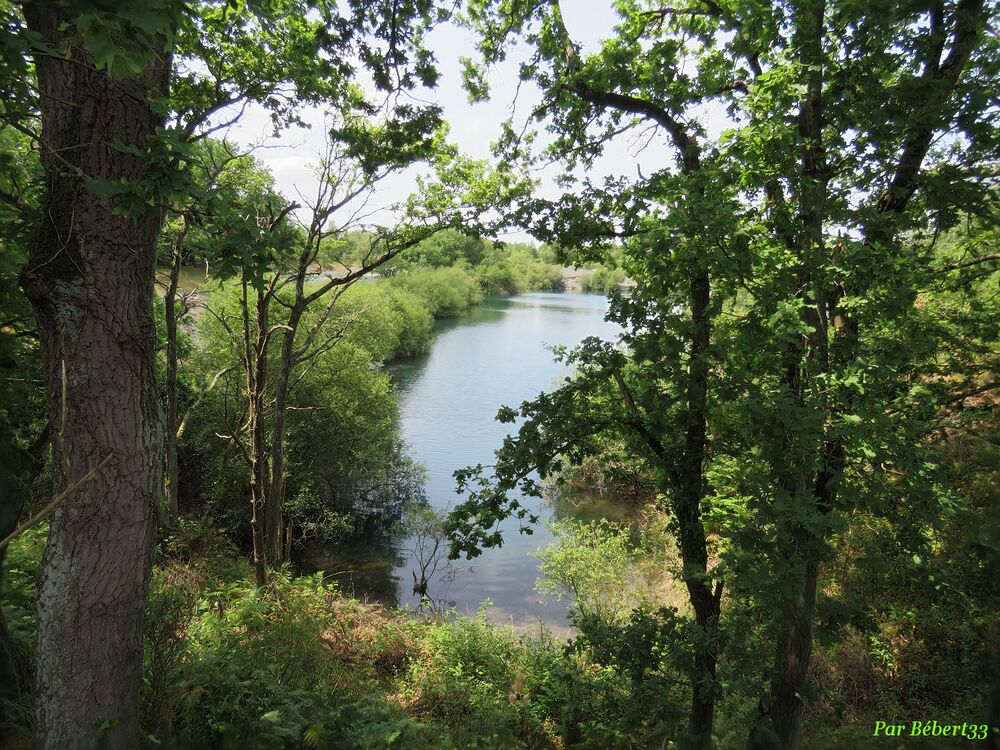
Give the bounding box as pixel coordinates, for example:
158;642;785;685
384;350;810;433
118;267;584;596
19;6;171;748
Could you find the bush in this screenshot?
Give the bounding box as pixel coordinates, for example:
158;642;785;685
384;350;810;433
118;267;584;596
181;282;412;543
533;515;683;623
534;519;637;623
474;247;564;296
385;287;435;358
509;256;563;294
147;571;440;749
328;284;434;361
580;266;625;295
391;267;483;318
516;639;613;748
567;608;691;746
474;260;519;296
402;612;564;748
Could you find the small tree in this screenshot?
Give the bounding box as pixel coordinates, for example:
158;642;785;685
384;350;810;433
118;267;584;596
196;130;528;583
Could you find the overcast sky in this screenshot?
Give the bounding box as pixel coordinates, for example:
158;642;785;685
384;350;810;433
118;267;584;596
220;2;722;243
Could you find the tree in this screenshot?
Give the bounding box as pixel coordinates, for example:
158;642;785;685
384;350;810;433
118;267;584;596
388;226;491;270
261;131;442;569
454;3;743;745
5;0;452;745
452;1;998;748
14;6;178;747
198;131;525;582
209;181;299;587
160;138;250;520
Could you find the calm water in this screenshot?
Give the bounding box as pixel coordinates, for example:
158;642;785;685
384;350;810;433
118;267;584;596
306;292;623;631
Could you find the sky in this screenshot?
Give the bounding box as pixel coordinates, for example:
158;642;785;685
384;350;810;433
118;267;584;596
219;1;720;244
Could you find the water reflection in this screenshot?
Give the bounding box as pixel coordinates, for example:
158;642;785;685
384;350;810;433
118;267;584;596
298;460;425;608
302;292;624;628
546;487;638;525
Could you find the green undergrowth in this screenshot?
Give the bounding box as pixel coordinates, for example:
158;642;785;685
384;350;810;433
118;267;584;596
3;505;991;749
133;518;689;749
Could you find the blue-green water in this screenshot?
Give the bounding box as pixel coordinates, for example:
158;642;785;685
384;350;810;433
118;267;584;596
306;292;622;630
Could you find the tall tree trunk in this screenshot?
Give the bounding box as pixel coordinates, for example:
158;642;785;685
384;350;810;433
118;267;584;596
748;5;828;748
752;560;819;750
19;7;170;748
265;359;289;564
676;262;720;750
265;303;305;564
248;391;269;587
242;277;269;586
164;226;187;519
264;318;296;565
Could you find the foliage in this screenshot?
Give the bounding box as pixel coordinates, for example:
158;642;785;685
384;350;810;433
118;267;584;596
578;266;624;296
0;127;42;560
391;266;484;318
0;523;44;741
135;551;704;749
385;228;490;271
0;126;43;740
330;284;435;361
534;519;637;622
535;514;686;620
568;607;692;746
450;0;999;746
378;228;566;297
1;0;998;747
178;279;420;541
145;568;428;749
0;523;45;647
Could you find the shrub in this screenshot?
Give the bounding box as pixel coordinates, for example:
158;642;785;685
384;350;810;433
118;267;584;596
391;267;483;318
534;519;637;623
330;284;434;361
135;554;701;749
510;258;563;293
474;248;564;295
474;260;519;296
580;266;625;295
403;612;535;748
533;516;684;624
384;287;435;358
154;572;440;749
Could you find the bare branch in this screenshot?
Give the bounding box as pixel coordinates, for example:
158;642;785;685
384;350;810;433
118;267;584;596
0;453;114;550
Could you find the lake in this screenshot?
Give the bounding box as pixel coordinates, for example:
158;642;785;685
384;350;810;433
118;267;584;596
304;292;623;632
